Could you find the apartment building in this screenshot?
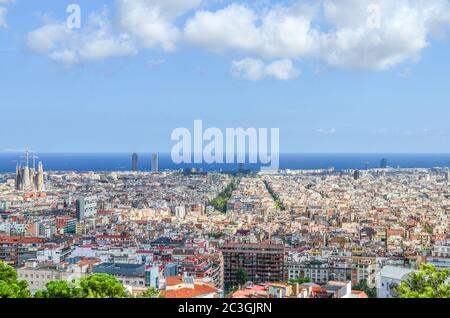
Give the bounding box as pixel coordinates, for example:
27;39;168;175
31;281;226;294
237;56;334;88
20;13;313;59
221;241;285;289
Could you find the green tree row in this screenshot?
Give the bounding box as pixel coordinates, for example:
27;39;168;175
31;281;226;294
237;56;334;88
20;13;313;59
0;260;161;299
209;179;238;213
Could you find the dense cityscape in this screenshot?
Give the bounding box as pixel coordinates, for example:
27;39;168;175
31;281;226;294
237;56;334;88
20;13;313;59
1;151;450;299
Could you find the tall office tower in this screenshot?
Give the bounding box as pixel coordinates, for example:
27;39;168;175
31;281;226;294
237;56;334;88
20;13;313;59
380;158;388;169
131;153;138;171
221;242;285;290
35;162;45;191
76;196;98;220
353;170;361;180
151;153;159;172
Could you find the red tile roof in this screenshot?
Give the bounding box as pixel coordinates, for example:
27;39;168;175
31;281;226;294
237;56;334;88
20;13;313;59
161;285;218;298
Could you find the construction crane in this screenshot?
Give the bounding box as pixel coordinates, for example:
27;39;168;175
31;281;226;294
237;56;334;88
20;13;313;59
4;147;36;167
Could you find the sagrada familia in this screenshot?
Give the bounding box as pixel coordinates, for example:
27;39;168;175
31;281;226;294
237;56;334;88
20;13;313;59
15;160;45;192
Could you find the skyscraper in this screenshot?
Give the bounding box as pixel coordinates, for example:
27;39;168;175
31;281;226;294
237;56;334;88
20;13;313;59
354;170;361;180
151;153;159;173
132;153;138;172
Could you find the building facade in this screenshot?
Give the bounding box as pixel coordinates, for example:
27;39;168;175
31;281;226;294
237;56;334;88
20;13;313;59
221;242;285;290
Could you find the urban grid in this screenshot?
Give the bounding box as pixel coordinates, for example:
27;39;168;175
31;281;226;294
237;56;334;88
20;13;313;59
1;151;450;299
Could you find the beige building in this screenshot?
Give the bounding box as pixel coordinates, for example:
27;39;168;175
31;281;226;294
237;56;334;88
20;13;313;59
17;258;101;294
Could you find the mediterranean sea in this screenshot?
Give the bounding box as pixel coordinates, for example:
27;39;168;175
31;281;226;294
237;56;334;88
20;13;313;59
1;153;450;173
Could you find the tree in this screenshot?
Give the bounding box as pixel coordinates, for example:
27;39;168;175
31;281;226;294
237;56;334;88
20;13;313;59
396;264;450;298
0;261;31;298
139;287;163;298
35;280;81;298
36;274;129;298
353;279;377;298
80;274;129;298
235;268;248;286
209;180;238;213
288;277;311;285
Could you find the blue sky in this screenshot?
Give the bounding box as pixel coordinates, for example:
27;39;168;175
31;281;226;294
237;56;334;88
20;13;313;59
1;0;450;153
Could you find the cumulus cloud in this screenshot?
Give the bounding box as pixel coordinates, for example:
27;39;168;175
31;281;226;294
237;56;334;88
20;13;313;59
184;3;318;59
318;0;430;70
27;11;137;65
24;0;450;77
231;58;300;81
185;0;450;71
116;0;202;51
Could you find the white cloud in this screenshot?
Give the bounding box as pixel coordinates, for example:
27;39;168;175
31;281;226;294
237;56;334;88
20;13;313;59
184;4;318;59
231;58;265;81
26;11;137;65
24;0;450;76
264;59;300;80
185;0;450;71
0;0;15;28
231;58;299;81
318;0;430;70
116;0;202;51
0;7;7;28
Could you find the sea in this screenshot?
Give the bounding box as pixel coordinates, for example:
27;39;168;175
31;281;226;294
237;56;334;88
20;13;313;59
1;153;450;173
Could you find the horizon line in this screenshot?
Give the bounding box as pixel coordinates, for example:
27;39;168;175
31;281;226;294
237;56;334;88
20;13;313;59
1;152;450;155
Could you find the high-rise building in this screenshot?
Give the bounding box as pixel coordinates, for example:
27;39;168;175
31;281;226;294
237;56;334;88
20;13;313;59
381;158;388;169
131;153;138;172
220;242;285;290
354;170;361;180
76;196;98;220
151;153;159;172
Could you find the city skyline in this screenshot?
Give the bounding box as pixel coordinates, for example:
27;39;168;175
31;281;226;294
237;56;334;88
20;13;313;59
3;0;450;303
1;0;450;153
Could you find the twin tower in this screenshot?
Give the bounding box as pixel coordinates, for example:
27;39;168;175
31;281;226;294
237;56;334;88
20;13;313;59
132;153;159;172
